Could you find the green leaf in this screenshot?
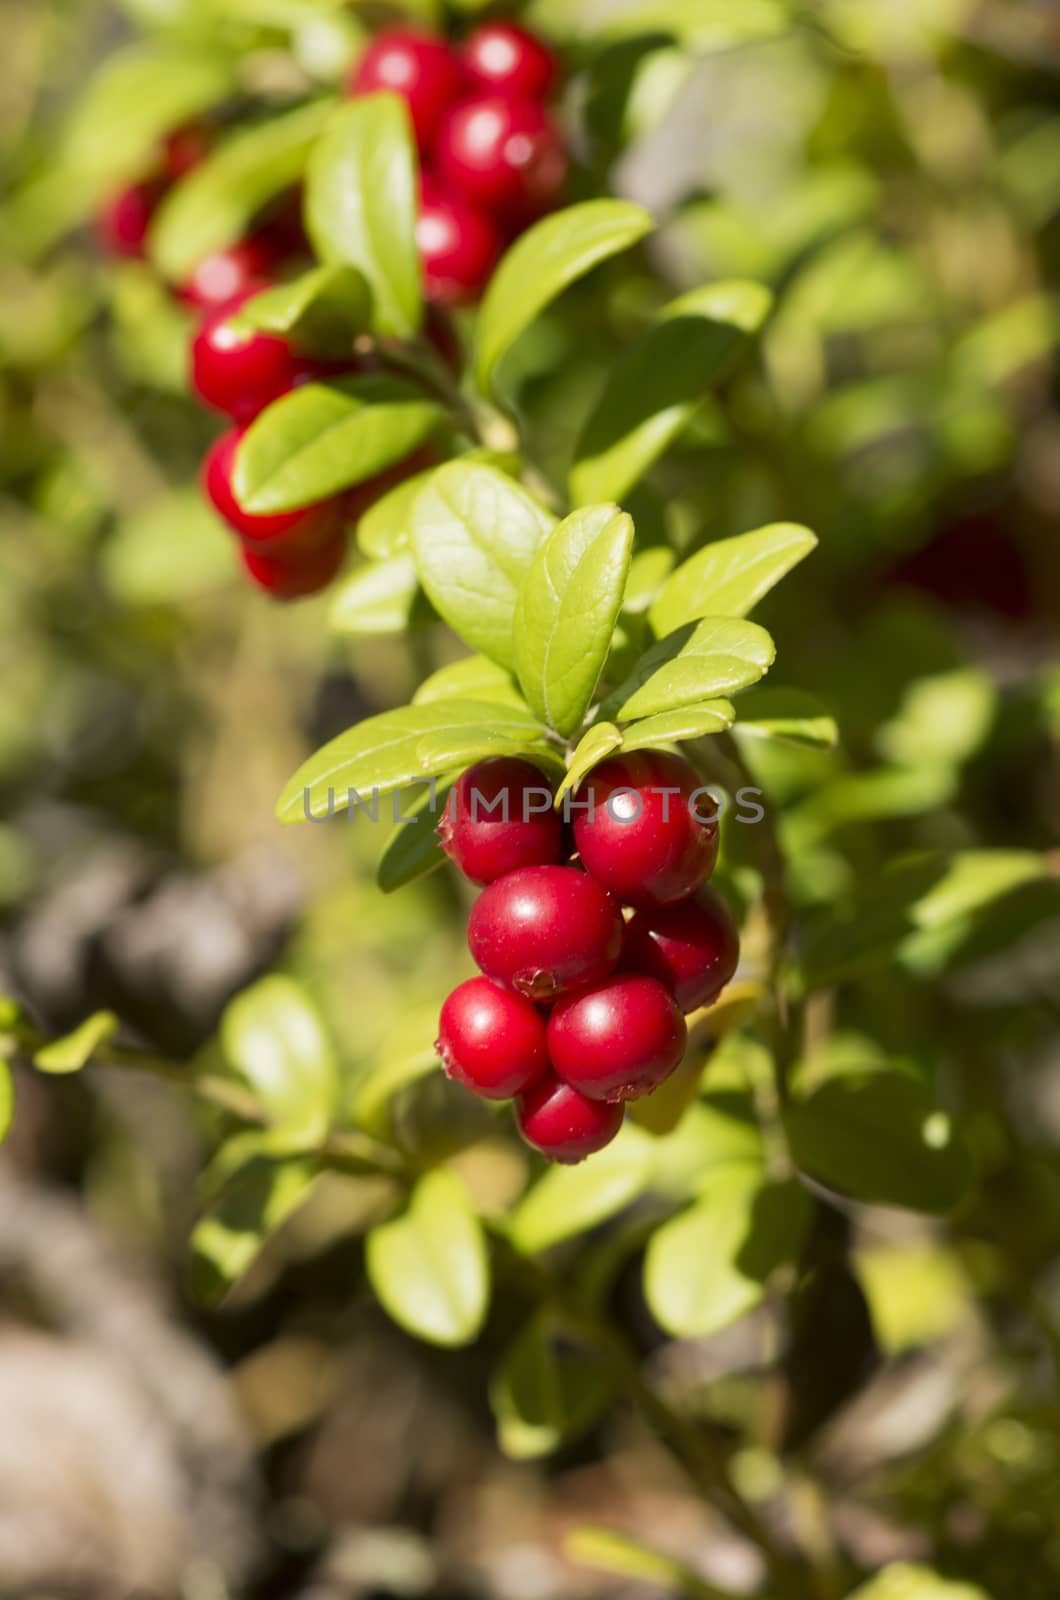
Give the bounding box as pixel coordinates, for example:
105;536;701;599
556;722;624;802
0;1059;12;1147
356;467;436;558
34;1012;118;1075
644;1168;810;1338
377;783;452;893
150;99;335;282
620;700;735;752
190;1153;317;1305
475;200;654;393
234;378;441;514
413;655;527;708
306;93;421;337
233;264;371;354
605;616;775;722
366;1169;489;1346
848;1565;991;1600
876;669;996;770
416;726;557;773
589;0;792;49
785;1048;969;1214
330;554;420;636
514;505;634;737
566;1528;725;1600
490;1314;615;1459
104;488;234;605
221;977;339;1149
571;281;772;505
410;462;554;671
734;687;838;749
650;523;818;636
278;699;547;821
509;1123;657;1253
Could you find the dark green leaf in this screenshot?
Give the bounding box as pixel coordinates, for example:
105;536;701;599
234;377;441;514
191;1152;317;1305
650;523;817;636
366;1169;489;1346
571;281;772;505
377;783;452;893
514;505;634;736
604;616;775;722
150;99;335;282
475;200;654;392
306;94;421;337
410;462;554;671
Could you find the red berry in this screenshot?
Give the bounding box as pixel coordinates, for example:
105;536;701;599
163;122;212;180
623;887;740;1013
190;289;305;422
240;534;346;600
517;1072;624;1163
461;23;557;101
97;179;165;258
573;751;719;910
416;176;501;306
202;429;343;553
439;758;563;885
437;977;549;1100
180;235;279;309
547;974;687;1103
436;95;567;224
468;865;622;1002
350;29;466;151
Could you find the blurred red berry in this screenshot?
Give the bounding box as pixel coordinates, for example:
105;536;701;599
516;1073;624;1163
180;235;279;309
240;534;347;600
163;122;212;180
97;179;165;259
202;429;343;553
350;29;466;151
461;23;557;101
416;175;501;305
436;94;567;223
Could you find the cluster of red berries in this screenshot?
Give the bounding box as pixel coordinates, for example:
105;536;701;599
435;751;740;1163
350;22;566;307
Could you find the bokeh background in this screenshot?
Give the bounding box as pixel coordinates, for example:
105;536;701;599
1;1;1059;1596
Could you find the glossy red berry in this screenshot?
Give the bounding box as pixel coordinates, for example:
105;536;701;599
573;750;719;911
468;865;622;1002
547;974;687;1102
350;29;466;151
240;534;346;600
180;235;279;309
436;95;567;223
437;977;549;1101
203;430;343;553
97;179;164;258
416;176;501;306
623;886;740;1013
439;759;563;885
163;122;212;180
461;23;557;101
190;290;305;422
517;1073;624;1163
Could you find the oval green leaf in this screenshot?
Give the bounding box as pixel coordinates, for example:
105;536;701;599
233;264;371;354
490;1314;615;1460
605;616;775;722
330;554;420;636
509;1123;656;1254
650;522;818;635
734;686;838;749
220;976;339;1149
366;1169;489;1347
620;700;735;752
34;1011;118;1075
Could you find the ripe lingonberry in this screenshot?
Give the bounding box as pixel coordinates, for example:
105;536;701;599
437;977;549;1100
623;886;740;1013
468;865;622;1001
573;750;719;910
240;534;346;600
181;235;279;309
203;430;343;553
439;758;563;885
517;1072;624;1163
163;122;212;180
350;29;466;151
547;974;687;1102
191;290;306;422
97;179;165;258
436;95;567;224
461;23;557;101
416;176;501;306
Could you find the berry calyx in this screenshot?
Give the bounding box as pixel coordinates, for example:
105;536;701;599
240;535;346;600
623;887;740;1013
547;974;687;1102
190;290;305;422
461;23;557;101
416;176;501;306
439;758;563;885
572;750;719;910
97;179;165;258
436;95;567;223
350;29;466;152
202;429;343;553
437;977;549;1100
517;1073;624;1163
468;865;622;1001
